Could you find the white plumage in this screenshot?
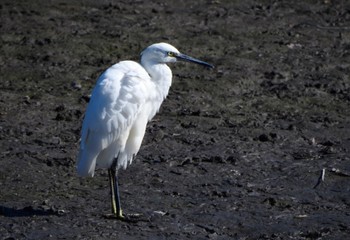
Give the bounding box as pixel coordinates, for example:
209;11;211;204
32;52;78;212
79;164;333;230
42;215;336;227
76;42;213;218
77;61;158;175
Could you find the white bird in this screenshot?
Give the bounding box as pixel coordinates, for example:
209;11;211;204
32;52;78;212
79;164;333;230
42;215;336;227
77;42;213;219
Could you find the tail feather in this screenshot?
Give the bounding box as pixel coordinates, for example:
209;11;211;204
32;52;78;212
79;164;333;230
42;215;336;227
77;149;97;177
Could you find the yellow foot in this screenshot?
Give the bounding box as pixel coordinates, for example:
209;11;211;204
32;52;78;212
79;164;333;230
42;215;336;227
104;213;124;220
104;212;145;222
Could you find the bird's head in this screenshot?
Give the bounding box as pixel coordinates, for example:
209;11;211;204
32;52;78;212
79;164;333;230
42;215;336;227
141;42;213;68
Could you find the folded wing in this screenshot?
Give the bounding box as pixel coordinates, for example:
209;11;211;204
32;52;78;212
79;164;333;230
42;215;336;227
77;61;152;177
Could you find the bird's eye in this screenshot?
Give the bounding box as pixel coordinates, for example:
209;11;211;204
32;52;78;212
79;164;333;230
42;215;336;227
167;52;175;57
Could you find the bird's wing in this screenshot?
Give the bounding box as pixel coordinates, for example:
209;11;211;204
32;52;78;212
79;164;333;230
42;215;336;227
77;61;151;176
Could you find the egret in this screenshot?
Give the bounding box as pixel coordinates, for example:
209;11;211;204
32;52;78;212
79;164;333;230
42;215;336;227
77;42;213;220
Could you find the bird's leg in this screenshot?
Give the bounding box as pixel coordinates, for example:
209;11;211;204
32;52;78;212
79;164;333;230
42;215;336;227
106;165;145;222
108;169;117;215
108;167;124;219
114;171;123;218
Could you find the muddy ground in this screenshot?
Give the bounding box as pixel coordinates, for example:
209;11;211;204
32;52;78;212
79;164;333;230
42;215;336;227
1;0;350;239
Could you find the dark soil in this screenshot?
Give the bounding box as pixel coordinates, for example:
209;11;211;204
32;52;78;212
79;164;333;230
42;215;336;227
1;0;350;239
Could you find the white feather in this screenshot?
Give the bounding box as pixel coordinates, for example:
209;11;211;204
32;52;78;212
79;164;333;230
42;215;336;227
77;42;212;177
77;60;163;176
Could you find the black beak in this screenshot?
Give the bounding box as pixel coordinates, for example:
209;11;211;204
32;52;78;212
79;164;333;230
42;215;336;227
176;53;214;69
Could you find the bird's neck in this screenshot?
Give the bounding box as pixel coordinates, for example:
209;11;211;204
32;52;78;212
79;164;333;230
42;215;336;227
142;61;173;100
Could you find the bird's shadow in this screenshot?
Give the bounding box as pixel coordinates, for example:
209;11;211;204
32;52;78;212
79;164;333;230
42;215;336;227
0;205;61;217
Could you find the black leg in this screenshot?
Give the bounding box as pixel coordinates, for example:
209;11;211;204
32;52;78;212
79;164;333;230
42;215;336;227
106;165;144;222
114;173;123;218
108;167;124;219
108;169;117;215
